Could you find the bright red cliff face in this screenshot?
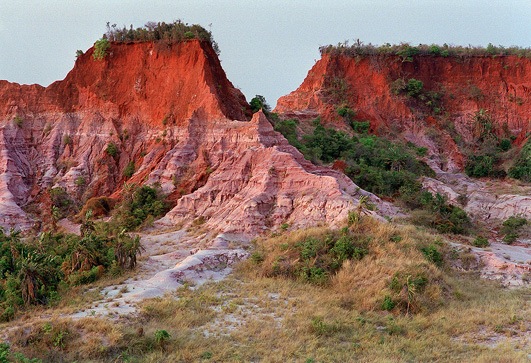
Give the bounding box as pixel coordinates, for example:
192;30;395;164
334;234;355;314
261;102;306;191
277;53;530;132
275;53;531;170
1;40;250;124
0;40;379;235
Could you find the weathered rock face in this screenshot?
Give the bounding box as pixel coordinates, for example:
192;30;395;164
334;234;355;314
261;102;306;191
422;174;531;223
0;40;391;233
275;53;531;172
159;111;396;237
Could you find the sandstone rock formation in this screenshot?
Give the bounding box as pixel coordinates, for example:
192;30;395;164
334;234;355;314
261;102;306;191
275;53;531;172
0;40;391;233
158;110;396;237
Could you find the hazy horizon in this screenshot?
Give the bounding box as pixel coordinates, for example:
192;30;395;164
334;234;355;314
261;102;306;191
1;1;530;107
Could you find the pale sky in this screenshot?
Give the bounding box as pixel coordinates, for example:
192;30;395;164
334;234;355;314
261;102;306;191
1;1;530;107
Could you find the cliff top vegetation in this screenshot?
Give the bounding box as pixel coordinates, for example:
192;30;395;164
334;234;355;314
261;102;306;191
320;40;531;60
102;20;220;53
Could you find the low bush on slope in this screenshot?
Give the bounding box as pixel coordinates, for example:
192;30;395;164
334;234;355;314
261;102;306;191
508;138;531;182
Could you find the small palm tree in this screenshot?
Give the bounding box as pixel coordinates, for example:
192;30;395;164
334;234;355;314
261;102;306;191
80;210;95;237
114;230;144;269
17;251;55;305
348;195;371;226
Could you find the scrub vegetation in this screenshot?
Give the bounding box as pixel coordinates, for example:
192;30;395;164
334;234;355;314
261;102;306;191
1;217;528;362
273;118;472;234
0;185;168;323
103;21;220;54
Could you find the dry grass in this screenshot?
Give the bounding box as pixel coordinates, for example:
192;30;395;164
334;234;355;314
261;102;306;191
1;218;529;362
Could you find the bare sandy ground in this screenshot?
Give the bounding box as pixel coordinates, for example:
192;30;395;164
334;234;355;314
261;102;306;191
70;228;248;318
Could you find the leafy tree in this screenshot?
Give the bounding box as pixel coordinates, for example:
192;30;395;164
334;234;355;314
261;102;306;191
250;95;270;113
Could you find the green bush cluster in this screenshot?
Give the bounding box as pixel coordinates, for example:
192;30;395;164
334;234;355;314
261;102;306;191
106;142;119;158
465;110;512;178
0;226;142;322
249;95;271;114
391;78;443;114
320;41;531;58
123;161;135;179
274;118;471;234
508;138;531;182
273;119;303;149
408;192;471;235
49;187;75;220
262;229;369;285
501;216;527;244
93;38;110;60
113;185;169;230
473;236;490;247
420;244;444;267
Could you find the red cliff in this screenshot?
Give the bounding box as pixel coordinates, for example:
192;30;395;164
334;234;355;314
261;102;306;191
0;40;389;233
276;53;531;171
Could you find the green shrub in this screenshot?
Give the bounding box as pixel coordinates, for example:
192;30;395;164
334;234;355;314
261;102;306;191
310;316;338;336
472;236;489;248
420;244;443;267
429;45;441;55
249;95;270;113
115;185;169;230
302;121;353;163
501;216;527;244
501;216;527;233
508;138;531;182
123;161;135;178
263;229;369;285
350;120;370;134
93;38;110;60
405;79;424;97
0;342;9;363
499;138;511;151
408;192;472;235
274;119;303;149
74;176;86;187
62;134;72;146
503;233;518;244
154;329;171;346
13;116;23;128
106;142;119;157
336;105;356;120
381;295;396;311
396;45;420;62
